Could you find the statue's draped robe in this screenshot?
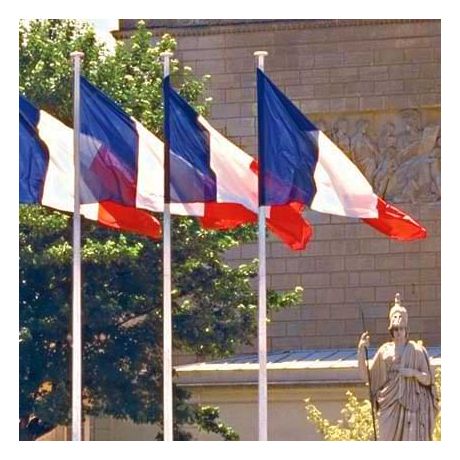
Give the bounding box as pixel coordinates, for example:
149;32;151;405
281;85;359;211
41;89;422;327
369;340;438;440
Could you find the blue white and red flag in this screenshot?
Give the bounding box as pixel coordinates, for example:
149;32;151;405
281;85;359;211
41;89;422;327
19;93;161;239
256;69;426;240
163;77;313;250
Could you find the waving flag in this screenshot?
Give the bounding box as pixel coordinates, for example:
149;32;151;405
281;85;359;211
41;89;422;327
79;76;203;217
163;76;217;203
19;94;161;239
163;78;313;250
256;69;426;241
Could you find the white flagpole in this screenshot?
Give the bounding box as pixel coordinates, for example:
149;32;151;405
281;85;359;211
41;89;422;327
161;51;174;442
70;51;84;442
254;50;269;442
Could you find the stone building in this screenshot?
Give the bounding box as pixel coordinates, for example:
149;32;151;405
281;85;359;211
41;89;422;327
43;19;441;441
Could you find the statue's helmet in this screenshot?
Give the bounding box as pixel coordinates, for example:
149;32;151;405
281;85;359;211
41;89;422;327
388;293;408;331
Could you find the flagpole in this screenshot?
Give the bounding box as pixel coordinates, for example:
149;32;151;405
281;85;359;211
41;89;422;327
70;50;84;442
254;50;269;442
359;308;378;441
161;51;174;442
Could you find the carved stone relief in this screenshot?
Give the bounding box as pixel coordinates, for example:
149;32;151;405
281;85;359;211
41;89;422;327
350;119;379;183
331;118;351;156
314;110;441;203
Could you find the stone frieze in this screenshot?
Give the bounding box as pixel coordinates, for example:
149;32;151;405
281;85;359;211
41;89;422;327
316;109;440;203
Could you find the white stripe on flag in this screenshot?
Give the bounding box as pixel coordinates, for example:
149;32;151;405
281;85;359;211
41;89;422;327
134;119;205;216
39;110;75;213
310;130;378;218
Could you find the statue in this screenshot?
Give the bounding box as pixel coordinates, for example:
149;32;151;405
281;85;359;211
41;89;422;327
350;119;378;182
327;111;440;203
382;110;423;202
427;133;441;200
397;109;423;155
374;122;398;197
357;294;438;440
332;118;351;157
380;110;440;203
315;119;330;138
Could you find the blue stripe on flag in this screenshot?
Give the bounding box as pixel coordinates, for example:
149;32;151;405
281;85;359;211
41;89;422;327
257;69;318;206
163;76;216;203
80;77;138;207
19;95;48;203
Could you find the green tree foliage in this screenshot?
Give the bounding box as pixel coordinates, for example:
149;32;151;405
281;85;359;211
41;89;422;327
19;20;302;440
305;391;376;441
304;367;441;441
433;367;441;440
177;406;240;441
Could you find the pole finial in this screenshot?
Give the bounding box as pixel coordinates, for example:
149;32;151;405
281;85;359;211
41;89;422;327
70;51;84;59
254;51;268;71
394;292;401;306
161;52;174;78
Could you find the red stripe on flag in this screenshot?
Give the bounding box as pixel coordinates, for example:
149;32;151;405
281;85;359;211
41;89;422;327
267;204;313;251
200;202;257;229
362;197;427;241
200;202;312;251
97;201;162;239
199;159;312;250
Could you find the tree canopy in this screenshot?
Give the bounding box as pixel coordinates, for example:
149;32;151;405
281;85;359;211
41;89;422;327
19;19;301;440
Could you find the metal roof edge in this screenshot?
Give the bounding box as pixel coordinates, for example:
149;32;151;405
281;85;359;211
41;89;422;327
176;357;440;387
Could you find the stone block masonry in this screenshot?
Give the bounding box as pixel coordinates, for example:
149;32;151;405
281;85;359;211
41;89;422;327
126;19;441;354
140;20;440;156
223;201;440;352
268;204;441;347
265;203;440;350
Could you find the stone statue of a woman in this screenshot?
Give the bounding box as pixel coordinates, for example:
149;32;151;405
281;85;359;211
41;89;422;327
357;294;438;440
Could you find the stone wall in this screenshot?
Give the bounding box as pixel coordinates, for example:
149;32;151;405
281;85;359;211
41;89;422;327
226;202;440;350
118;19;441;352
126;20;441;156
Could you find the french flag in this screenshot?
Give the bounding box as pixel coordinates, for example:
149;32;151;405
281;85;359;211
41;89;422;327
59;76;310;250
256;69;426;240
79;76;206;218
163;77;313;250
19;94;161;239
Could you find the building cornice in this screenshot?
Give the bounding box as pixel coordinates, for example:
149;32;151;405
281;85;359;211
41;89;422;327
175;347;441;387
113;19;439;40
